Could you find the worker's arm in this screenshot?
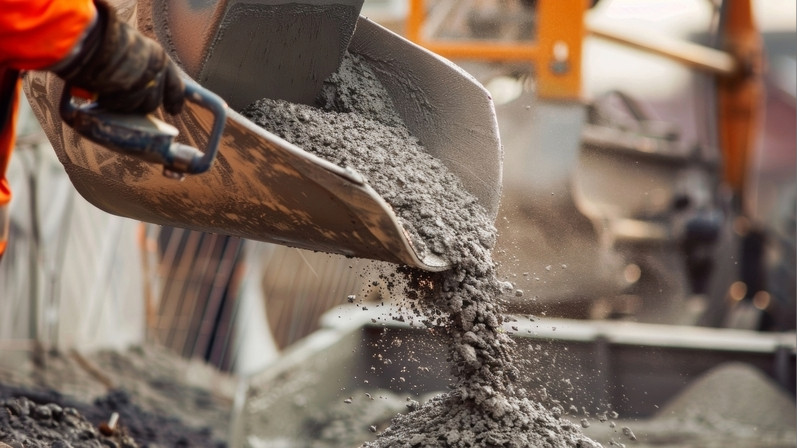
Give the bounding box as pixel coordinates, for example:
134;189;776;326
0;0;186;260
0;0;96;70
0;0;98;193
0;0;185;114
53;0;185;114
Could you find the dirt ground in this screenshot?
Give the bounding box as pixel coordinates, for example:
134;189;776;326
0;345;236;447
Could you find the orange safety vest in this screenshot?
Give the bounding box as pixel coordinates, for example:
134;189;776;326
0;0;96;258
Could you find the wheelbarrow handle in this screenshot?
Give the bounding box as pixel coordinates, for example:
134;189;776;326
182;80;227;174
59;78;227;177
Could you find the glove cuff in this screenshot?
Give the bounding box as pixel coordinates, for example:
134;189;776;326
46;5;100;75
54;0;118;89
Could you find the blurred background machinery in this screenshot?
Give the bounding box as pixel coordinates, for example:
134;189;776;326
402;0;796;332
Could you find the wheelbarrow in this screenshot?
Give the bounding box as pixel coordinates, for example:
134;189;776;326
23;0;502;271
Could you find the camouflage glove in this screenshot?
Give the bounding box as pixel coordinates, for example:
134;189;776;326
55;0;185;115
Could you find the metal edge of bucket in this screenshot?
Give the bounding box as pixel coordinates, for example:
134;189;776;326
350;17;504;222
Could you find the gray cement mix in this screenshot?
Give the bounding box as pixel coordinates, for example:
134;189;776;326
242;52;599;448
0;389;225;448
315;54;405;129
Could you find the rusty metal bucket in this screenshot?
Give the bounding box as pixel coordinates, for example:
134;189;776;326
23;0;502;271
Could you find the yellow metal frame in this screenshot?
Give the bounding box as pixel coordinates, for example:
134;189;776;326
406;0;587;101
406;0;762;203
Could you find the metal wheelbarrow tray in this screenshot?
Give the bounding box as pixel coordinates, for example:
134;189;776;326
23;0;502;271
230;306;796;447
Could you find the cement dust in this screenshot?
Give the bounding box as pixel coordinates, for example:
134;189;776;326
243;53;599;447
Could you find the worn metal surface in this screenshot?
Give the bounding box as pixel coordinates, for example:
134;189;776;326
24;6;503;271
159;0;364;109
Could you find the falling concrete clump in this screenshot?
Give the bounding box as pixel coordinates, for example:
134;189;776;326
242;52;598;447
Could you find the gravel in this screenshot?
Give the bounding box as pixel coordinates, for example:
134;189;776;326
0;387;225;448
0;346;234;448
241;52;599;447
0;395;137;448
